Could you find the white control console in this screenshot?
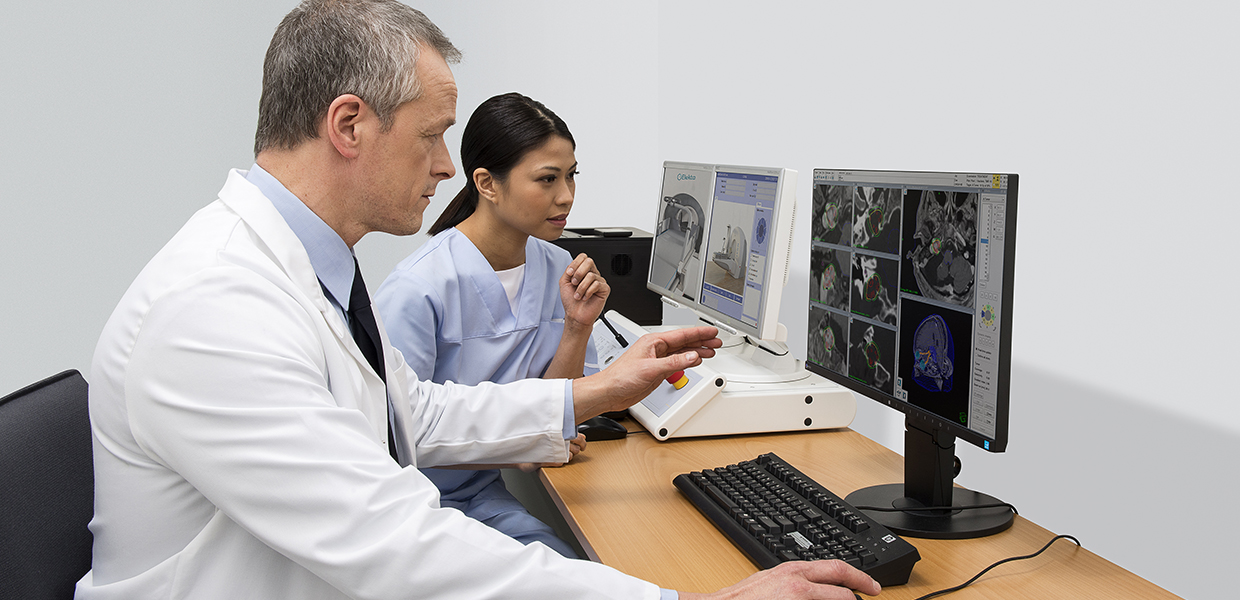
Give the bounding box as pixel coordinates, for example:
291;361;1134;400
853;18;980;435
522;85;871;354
593;311;856;440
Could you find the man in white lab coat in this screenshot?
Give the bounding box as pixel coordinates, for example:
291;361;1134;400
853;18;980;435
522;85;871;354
77;1;882;599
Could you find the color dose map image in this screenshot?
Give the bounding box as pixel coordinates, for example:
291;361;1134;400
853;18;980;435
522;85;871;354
898;298;973;426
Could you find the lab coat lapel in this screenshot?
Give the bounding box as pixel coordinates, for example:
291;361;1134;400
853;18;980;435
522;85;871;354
371;310;413;465
217;170;392;445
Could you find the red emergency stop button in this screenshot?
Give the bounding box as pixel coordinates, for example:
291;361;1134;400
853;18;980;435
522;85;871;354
666;370;689;390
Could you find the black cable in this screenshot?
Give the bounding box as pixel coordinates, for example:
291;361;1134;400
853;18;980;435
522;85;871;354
599;314;628;348
909;534;1081;600
740;334;790;356
853;502;1018;516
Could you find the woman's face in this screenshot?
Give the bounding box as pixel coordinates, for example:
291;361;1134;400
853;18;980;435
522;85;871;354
490;135;578;241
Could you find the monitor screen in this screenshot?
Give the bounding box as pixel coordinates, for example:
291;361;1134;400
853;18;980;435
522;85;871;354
649;161;796;341
805;169;1017;453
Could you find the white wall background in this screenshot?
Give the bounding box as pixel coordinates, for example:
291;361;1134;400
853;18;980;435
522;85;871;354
2;2;1235;598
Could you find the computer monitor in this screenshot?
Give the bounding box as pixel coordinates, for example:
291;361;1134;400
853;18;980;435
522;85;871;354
806;169;1018;539
648;161;797;343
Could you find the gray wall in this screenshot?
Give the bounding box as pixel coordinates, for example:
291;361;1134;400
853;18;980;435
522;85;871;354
2;1;1235;598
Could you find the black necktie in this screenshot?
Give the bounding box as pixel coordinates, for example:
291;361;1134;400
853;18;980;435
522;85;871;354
347;258;386;383
344;258;398;461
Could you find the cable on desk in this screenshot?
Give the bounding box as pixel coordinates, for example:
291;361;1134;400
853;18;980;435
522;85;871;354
908;534;1081;600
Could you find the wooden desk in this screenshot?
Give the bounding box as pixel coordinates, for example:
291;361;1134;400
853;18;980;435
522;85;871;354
539;425;1180;599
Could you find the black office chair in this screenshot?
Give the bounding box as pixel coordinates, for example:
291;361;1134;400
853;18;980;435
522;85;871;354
0;369;93;600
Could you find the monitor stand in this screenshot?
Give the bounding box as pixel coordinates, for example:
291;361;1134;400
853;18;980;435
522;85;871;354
845;418;1014;539
595;311;856;440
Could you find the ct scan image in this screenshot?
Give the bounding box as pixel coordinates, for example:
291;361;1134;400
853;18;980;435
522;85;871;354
851;186;902;255
812;184;852;246
850;252;899;326
808;304;848;375
900;189;978;308
810;245;850;312
848;320;896;395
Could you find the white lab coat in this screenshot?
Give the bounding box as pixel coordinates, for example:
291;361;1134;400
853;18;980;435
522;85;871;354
76;170;657;600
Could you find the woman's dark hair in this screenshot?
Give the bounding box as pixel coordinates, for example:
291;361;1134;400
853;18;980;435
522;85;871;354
427;92;575;235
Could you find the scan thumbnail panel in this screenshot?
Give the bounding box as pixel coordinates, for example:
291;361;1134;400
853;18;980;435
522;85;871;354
811;246;850;312
852;186;903;255
848;320;896;396
850;252;899;326
900;189;979;308
807;304;848;375
812;184;852;246
898;298;973;427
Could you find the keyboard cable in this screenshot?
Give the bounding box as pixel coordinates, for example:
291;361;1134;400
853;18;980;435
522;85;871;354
902;534;1082;600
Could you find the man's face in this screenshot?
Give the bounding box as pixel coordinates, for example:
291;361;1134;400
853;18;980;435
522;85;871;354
355;48;458;237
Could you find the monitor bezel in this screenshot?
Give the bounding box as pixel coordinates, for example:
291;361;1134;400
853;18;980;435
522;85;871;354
805;169;1018;453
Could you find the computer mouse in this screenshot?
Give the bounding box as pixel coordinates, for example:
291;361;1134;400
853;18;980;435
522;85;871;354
577;415;628;441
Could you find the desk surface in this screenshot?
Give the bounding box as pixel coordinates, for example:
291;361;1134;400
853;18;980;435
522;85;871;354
539;425;1180;599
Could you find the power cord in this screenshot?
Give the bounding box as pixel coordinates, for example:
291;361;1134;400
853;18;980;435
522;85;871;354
907;534;1082;600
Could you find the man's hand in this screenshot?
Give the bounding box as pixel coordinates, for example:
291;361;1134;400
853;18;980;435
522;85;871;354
571;325;722;421
681;560;881;600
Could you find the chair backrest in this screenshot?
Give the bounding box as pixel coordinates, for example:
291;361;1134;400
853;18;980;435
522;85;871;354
0;369;93;600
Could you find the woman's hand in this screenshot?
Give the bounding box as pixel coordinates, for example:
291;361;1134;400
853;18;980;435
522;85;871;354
560;253;609;331
516;434;587;472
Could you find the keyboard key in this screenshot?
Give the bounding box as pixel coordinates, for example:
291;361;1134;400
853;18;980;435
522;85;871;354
773;515;795;533
757;515;779;534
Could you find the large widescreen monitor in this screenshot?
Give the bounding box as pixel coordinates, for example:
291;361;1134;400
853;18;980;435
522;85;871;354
648;161;797;342
806;168;1019;539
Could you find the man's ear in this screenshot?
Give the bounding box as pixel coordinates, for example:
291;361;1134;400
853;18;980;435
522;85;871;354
474;168;499;205
325;94;368;159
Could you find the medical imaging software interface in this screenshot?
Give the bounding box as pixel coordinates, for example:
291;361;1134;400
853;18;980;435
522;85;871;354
699;171;778;331
807;170;1011;440
651;165;780;334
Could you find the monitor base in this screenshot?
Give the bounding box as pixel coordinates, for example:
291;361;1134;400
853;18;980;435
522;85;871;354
846;484;1014;540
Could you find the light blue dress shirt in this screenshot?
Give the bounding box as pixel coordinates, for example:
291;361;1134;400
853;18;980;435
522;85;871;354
244;164;355;324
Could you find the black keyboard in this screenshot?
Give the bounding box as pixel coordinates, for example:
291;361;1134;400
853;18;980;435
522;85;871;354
674;452;920;586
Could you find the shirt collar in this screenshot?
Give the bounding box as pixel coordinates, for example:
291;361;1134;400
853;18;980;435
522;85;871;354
245;163;355;310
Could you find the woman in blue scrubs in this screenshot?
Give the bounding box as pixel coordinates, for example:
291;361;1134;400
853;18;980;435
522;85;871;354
375;93;607;558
